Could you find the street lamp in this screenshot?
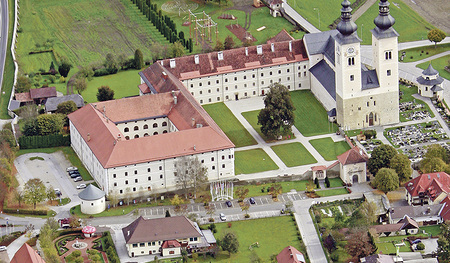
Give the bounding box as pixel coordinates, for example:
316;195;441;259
361;24;364;41
314;8;320;29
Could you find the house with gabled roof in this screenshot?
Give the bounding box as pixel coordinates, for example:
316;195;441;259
10;243;46;263
370;215;419;237
405;172;450;206
276;246;305;263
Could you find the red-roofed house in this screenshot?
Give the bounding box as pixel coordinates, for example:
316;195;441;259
439;195;450;222
405;172;450;206
276;246;305;263
10;243;46;263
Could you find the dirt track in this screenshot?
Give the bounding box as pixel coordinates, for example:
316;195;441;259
400;0;450;34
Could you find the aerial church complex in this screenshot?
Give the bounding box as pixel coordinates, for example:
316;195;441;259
68;0;400;196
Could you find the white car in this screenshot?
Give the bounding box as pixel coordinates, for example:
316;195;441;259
66;167;78;172
219;213;226;221
73;177;82;182
76;184;87;189
0;246;6;251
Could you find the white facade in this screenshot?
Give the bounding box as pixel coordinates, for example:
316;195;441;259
80;196;105;214
339;162;367;185
126;237;201;257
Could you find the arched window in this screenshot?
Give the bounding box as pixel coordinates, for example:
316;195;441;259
134;134;139;138
143;124;148;129
125;136;130;140
153;131;159;135
134;126;139;131
163;130;168;134
144;133;149;137
124;127;129;132
153;123;158;128
162;121;168;127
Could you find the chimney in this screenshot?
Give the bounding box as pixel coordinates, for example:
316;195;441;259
257;45;263;55
174;96;177;105
289;40;292;52
117;134;121;141
218;51;224;61
127;231;130;236
245;47;248;56
191;118;195;127
160;60;163;66
87;133;91;142
162;72;168;80
194;55;199;64
290;254;293;258
170;59;176;68
271;43;275;52
193;145;196;151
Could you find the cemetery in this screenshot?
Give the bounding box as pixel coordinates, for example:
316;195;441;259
399;101;432;122
384;121;448;148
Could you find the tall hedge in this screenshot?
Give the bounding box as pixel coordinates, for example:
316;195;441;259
19;134;70;149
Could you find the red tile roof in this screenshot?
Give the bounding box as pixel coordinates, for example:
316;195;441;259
29;87;56;99
161;240;181;248
14;92;33;103
440;196;450;221
405;172;450;200
337;147;368;165
276;246;305;263
138;83;150;94
143;39;308;81
267;29;295;44
11;243;46;263
122;216;202;244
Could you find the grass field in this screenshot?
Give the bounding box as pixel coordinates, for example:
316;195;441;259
355;0;436;45
271;142;317;167
375;236;413;254
200;217;305;263
417;55;450;81
420;225;442;237
329;177;344;188
291;90;338;137
0;0;15;119
203;103;257;148
309;138;351;161
234;149;278;175
316;188;348;197
235;180;315;198
400;43;450;63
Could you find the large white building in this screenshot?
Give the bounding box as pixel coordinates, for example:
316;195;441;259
140;0;400;130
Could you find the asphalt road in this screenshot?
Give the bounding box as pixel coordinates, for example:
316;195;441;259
0;0;9;94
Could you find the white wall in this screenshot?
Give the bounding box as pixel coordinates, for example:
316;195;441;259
81;196;105;214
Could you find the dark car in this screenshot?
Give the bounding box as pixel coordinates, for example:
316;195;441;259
249;197;256;204
70;172;81;178
225;200;232;207
68;170;80;175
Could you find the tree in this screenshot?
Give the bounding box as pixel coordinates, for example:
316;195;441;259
24;178;47;209
205;205;216;221
170;194;183;209
240;203;250;217
221;232;239;255
134;49;144;69
37;114;64;135
96;86;115;101
368;144;397;175
171;41;185;58
214;39;224;51
268;183;282;200
74;77;87;94
18;104;38;121
424;144;449;163
324;234;337;253
16;76;32;93
174;156;208;199
359;201;377;224
69;215;81;228
421;157;447;173
23;118;39;136
374;168;399;193
235;188;249;202
257;83;295;139
390;153;412;183
117;53;128;70
427;29;446;48
56;101;77;115
437;221;450;262
46;186;57;205
345;231;376;262
104;53;118;70
224;35;235;50
14;189;24;207
58;59;72;77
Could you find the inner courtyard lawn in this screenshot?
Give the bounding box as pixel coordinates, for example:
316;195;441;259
399;43;450;63
290;90;339;137
328;177;344;188
241;110;295;142
235;180;315;198
355;0;436;45
309;138;351;161
316;188;348;197
271;142;317;167
418;55;450;81
234;149;279;175
205;216;306;263
203;103;257;148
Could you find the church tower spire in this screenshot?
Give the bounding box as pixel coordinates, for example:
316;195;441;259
374;0;395;31
336;0;357;36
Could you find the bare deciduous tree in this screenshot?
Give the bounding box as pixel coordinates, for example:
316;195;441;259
174;156;208;199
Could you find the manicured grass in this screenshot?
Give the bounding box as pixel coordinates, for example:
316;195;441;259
291;90;338;137
235;180;315;198
203;103;257;148
355;0;436;45
309;138;351;161
0;0;15;119
234;149;279;175
286;0;357;31
328;177;344;188
417;55;450;81
399;84;418;103
17;146;93;181
400;43;450;63
316;188;348;197
420;225;442;237
204;216;305;263
376;240;412;254
271;142;317;167
344;129;362;137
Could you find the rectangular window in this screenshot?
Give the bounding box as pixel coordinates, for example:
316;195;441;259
113;174;116;178
120;190;123;194
159;166;162;170
135;179;138;183
211;157;215;161
133;244;138;248
350;75;354;81
148;176;151;181
160;174;163;179
147;168;151;172
387;69;391;76
374;101;376;106
212;166;215;170
222;164;225;168
125;180;128;185
125;172;128;176
140;243;145;247
134;170;137;175
114;182;117;186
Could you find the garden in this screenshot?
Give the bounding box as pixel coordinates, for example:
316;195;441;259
234;180;316;198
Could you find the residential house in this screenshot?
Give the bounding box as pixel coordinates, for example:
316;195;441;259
10;243;46;263
370;215;419;237
14;87;57;107
45;94;84;113
405;172;450;206
389;204;443;225
276;246;305;263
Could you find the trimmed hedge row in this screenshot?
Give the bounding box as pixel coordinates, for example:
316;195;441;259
19;134;70;149
3;208;48;215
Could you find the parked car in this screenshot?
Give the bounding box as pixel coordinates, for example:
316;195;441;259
219;213;227;221
66;167;78;172
73;177;82;182
70;173;81;178
225;200;232;207
411;239;422;244
0;246;6;252
68;170;80;175
76;184;87;189
249;197;256;204
54;189;61;197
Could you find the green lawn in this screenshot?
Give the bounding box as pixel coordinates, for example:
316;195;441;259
376;240;412;254
400;43;450;63
235;180;315;198
291;90;338;137
286;0;357;31
17;146;93;181
271;142;317;167
344;129;362;137
328;177;344;188
202;217;306;263
420;225;442;237
309;138;351;161
316;188;348;197
355;0;437;45
203;103;257;148
0;0;14;119
418;55;450;81
235;149;279;175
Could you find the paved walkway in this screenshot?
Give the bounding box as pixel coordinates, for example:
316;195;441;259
282;2;320;33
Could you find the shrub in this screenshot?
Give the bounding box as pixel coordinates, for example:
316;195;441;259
416;242;425;250
244;214;250;218
72;250;82;257
3;208;48;215
330;252;339;262
227;222;232;228
261;187;265;193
